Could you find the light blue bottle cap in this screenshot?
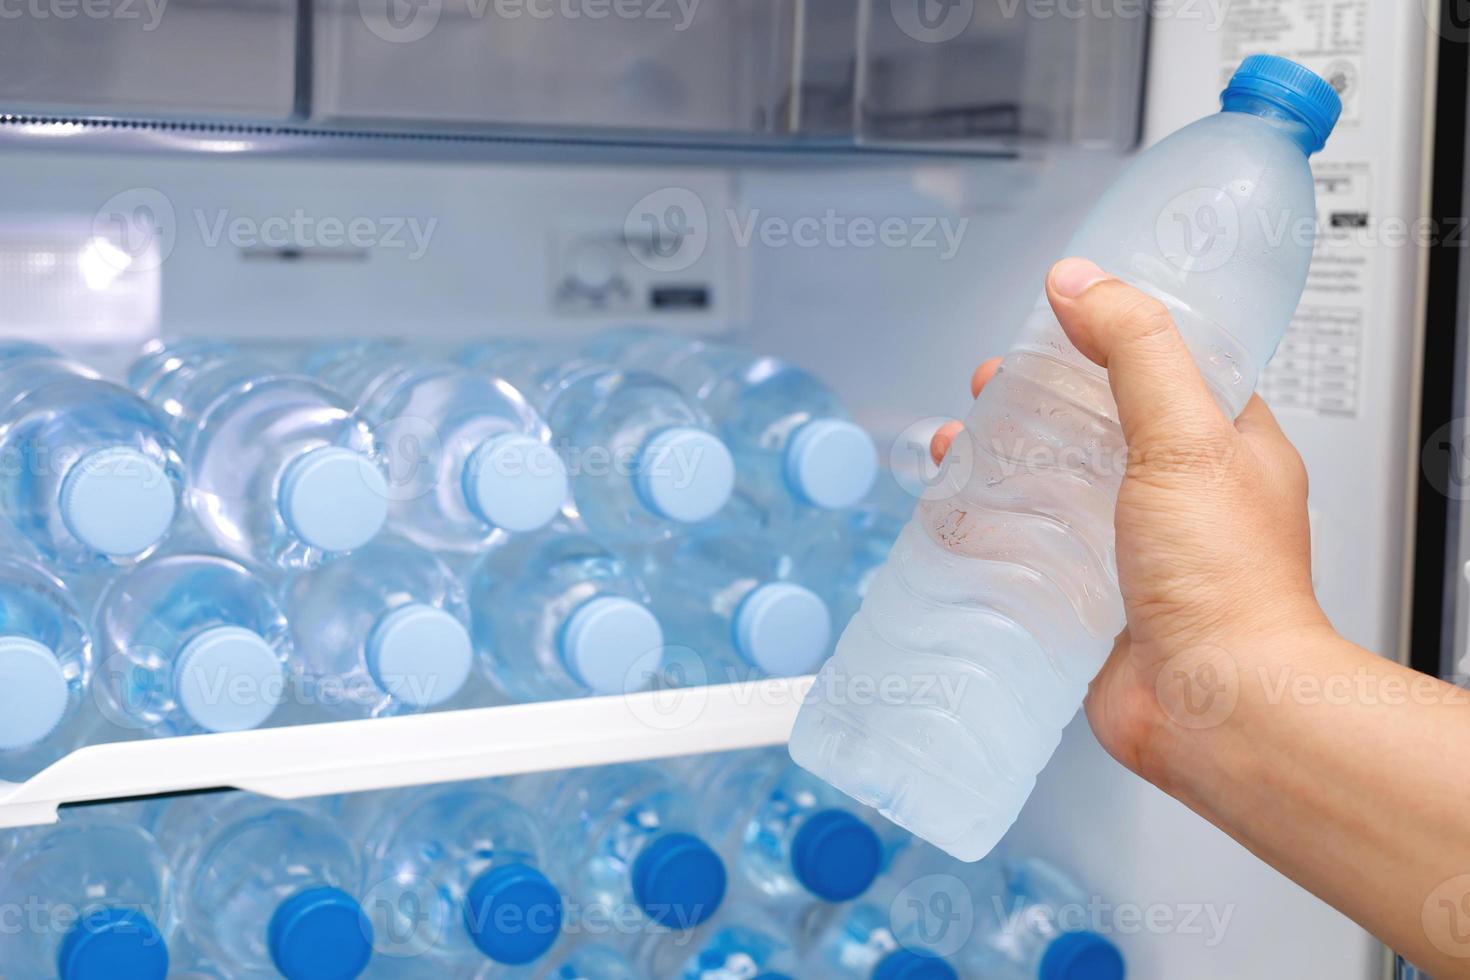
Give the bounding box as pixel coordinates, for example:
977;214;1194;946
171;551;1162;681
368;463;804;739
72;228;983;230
174;625;284;732
635;426;735;523
733;583;831;676
365;603;473;708
268;886;374;980
1223;54;1342;154
558;596;663;695
463;433;569;533
790;808;882;902
630;832;726;928
57;907;169;980
60;447;176;557
873;950;958;980
464;862;564;965
278;446;389;553
0;636;69;751
1040;931;1126;980
783;418;879;510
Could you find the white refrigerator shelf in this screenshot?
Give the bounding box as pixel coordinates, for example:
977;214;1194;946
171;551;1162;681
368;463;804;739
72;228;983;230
0;675;814;829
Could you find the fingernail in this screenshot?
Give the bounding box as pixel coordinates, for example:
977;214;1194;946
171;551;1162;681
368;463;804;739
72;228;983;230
1051;258;1110;298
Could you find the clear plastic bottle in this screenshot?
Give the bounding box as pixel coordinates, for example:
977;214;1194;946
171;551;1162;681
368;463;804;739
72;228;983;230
788;479;909;635
281;536;474;719
460;342;735;545
629;909;799;980
153;794;374;980
129;340;389;569
465;527;663;702
0;815;174;980
583;328;879;516
338;781;562;974
533;763;727;933
791;56;1342;860
309;342;568;551
0;341;182;570
92;553;292;736
0;556;94;782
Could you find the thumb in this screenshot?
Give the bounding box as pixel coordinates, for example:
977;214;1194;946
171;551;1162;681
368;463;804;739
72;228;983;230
1046;258;1233;455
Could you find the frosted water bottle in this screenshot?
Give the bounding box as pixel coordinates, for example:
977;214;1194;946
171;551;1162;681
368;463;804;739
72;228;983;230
154;794;374;980
0;556;93;782
584;328;879;516
310;342;568;551
535;763;727;932
0;816;174;980
92;553;291;736
791;56;1342;860
461;342;735;544
338;781;562;973
628;909;799;980
0;342;181;569
129;340;389;569
465;527;664;702
694;748;887;913
641;513;831;682
281;536;474;719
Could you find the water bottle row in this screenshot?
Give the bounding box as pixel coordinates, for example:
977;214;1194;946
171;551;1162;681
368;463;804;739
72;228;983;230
0;749;1126;980
0;329;879;577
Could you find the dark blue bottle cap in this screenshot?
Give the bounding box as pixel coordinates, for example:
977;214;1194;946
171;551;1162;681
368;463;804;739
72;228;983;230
57;907;169;980
267;886;374;980
1040;931;1126;980
464;863;564;965
1222;54;1342;153
872;949;958;980
630;832;727;928
791;808;882;902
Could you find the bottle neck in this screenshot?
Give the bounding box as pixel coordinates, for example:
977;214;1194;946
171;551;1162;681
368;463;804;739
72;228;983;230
1220;93;1319;156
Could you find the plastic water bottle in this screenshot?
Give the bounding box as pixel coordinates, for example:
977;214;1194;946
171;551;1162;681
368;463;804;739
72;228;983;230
153;794;374;980
694;748;887;915
583;329;879;516
309;342;568;551
791;56;1342;860
0;342;182;569
465;528;664;702
641;512;832;682
129;340;389;569
0;557;94;782
92;553;291;736
789;483;908;634
0;816;174;980
460;342;735;544
281;536;474;719
534;763;728;932
338;781;562;972
629;910;799;980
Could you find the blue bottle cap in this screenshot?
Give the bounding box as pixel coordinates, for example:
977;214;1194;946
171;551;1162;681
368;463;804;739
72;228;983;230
464;862;564;965
872;950;958;980
1222;54;1342;154
463;433;569;533
268;886;374;980
365;603;473;708
631;832;727;928
783;418;879;510
278;446;389;553
59;447;176;557
790;808;882;902
0;635;69;750
558;595;663;695
1040;931;1126;980
173;625;284;732
57;907;169;980
733;582;831;676
634;426;735;523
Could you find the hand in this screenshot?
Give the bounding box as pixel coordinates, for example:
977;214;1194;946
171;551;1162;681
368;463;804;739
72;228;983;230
929;257;1334;783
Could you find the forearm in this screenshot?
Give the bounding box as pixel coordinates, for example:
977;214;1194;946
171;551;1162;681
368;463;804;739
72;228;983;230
1142;628;1470;976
